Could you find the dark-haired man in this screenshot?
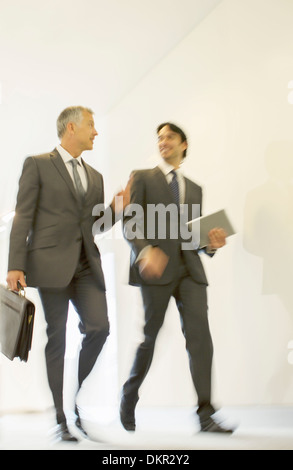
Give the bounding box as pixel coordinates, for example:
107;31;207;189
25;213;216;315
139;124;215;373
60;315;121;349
120;122;233;433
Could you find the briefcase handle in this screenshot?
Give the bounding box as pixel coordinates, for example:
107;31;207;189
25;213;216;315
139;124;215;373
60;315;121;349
16;281;26;298
6;282;27;297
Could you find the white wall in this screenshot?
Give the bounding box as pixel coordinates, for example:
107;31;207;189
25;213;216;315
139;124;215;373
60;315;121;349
1;0;293;415
98;0;293;408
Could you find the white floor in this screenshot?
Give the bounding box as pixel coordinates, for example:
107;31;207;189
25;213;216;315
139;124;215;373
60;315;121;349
0;406;293;451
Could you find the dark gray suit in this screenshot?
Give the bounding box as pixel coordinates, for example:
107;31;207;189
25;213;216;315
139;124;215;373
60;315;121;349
8;148;107;289
8;148;112;424
122;166;215;422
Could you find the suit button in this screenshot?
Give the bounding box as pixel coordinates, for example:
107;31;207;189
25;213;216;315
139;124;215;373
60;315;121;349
76;237;82;242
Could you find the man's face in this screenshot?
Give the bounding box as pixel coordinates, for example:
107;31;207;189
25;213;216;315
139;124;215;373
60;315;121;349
74;111;98;151
157;125;187;163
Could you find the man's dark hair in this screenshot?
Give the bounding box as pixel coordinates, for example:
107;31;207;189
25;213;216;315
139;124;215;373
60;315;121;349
157;122;188;159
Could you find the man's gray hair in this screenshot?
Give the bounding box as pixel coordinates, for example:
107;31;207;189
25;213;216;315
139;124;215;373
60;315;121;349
57;106;94;139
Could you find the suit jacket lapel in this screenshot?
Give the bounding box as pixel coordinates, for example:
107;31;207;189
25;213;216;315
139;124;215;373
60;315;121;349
84;160;106;208
155;166;192;207
156;168;198;221
50;148;79;203
184;177;190;205
50;148;100;206
82;158;96;202
154;166;174;205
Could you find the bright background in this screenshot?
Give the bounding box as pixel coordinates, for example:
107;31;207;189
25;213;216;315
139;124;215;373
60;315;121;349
1;0;293;417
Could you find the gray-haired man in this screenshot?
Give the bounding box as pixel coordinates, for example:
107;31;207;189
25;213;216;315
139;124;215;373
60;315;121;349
7;106;129;441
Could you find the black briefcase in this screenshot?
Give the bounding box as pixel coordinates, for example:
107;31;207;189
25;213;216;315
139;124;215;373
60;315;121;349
0;284;35;362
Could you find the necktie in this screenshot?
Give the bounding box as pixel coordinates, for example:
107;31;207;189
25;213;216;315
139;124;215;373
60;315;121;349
169;170;180;207
70;159;85;202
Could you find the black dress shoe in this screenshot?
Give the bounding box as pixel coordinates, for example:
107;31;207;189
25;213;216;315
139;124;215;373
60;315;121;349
200;417;234;434
56;422;78;442
120;396;136;431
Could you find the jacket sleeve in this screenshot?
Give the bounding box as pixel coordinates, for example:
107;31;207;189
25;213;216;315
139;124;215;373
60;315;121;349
8;157;40;272
198;186;216;258
92;173;117;235
123;170;150;260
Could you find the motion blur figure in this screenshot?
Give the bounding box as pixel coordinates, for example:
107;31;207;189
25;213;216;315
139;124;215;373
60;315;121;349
120;122;233;434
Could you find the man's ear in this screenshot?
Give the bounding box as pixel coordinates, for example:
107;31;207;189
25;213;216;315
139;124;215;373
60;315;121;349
67;121;75;135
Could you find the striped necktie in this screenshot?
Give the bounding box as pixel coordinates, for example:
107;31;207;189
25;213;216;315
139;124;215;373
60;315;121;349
70;159;85;202
169;169;179;207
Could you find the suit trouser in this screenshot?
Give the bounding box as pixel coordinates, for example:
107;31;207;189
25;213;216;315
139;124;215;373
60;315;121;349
38;246;109;424
122;260;215;422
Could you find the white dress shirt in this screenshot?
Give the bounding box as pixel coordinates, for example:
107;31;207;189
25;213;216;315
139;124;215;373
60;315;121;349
56;144;88;192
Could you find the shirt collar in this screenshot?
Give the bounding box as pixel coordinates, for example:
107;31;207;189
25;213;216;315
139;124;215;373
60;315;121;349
158;159;182;177
57;144;83;166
